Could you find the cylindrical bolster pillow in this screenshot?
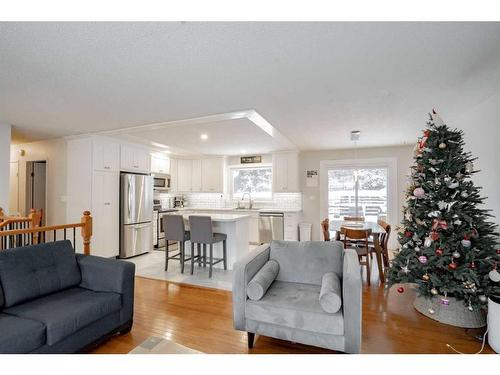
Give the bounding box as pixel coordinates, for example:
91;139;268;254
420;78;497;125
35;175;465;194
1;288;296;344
247;259;280;301
319;272;342;313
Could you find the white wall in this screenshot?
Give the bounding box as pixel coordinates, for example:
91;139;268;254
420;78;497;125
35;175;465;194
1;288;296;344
0;123;11;212
9;138;67;225
299;145;414;241
449;93;500;227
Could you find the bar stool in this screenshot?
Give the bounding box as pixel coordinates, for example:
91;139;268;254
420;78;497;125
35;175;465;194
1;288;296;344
188;215;227;278
162;215;191;273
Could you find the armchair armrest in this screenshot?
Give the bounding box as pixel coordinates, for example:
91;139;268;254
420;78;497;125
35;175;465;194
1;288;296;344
232;244;271;330
76;254;135;325
342;248;362;353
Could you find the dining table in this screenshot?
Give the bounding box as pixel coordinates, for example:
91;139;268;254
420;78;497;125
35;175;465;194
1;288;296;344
329;220;387;283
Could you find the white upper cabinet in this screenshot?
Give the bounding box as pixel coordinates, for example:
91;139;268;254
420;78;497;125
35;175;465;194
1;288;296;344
273;152;299;192
177;159;193;192
202;158;224;192
92;138;120;172
170;158;178;192
151;154;170;175
191;159;202;192
175;157;224;193
120;144;150;173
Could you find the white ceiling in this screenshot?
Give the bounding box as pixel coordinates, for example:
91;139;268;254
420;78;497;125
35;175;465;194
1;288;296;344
1;22;500;152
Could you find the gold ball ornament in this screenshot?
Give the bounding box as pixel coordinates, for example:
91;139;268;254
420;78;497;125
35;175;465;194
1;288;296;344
438;143;447;149
430;288;438;295
422;274;430;281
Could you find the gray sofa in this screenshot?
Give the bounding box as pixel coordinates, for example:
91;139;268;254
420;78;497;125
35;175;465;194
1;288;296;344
0;240;135;353
233;240;362;353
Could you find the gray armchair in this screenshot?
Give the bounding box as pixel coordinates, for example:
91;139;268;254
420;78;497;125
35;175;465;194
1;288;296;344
233;240;362;353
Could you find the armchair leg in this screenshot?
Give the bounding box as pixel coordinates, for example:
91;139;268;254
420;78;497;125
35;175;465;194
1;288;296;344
247;332;255;349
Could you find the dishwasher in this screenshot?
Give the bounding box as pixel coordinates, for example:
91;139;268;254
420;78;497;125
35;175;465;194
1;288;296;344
258;211;284;243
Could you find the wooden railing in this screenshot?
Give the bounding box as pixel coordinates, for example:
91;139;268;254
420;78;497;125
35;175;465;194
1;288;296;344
0;210;93;255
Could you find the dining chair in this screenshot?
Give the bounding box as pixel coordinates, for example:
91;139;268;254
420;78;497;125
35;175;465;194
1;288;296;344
162;215;191;273
370;219;391;269
188;215;227;278
341;227;372;286
320;218;330;241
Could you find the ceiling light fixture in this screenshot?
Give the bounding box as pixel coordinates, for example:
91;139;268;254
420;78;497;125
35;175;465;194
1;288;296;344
200;134;208;140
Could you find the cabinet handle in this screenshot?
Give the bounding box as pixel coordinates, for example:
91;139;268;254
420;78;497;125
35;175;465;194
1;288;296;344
134;165;139;168
104;202;111;206
104;166;110;169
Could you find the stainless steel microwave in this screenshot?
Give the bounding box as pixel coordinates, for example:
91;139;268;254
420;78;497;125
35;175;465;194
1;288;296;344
152;174;170;190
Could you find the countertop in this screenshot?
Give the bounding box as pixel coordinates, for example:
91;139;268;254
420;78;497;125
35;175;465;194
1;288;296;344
176;212;251;222
174;207;302;213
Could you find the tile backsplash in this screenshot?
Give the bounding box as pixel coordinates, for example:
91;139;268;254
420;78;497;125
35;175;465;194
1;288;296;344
154;191;302;211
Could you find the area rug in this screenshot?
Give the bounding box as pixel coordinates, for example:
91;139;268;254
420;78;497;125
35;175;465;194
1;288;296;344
129;336;202;354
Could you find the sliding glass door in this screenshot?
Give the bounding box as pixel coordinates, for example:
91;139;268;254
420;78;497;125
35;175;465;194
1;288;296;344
327;167;388;222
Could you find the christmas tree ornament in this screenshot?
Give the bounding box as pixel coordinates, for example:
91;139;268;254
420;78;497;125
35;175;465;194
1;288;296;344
397;286;405;293
441;297;450;306
460;191;468;198
489;269;500;282
455;172;463;179
428;308;435;314
467;302;473;312
404;230;413;238
432;219;448;231
461;237;471;248
414;246;421;252
435;248;444;256
438;142;447;149
469;228;479;239
496;249;500;255
418;255;428;264
424;237;433;248
478;295;487;303
448;262;457;270
430;288;438;295
447;181;459;189
413;187;425;198
422;274;430;281
430;231;440;241
469;262;476;269
452;251;461;259
465;161;473;173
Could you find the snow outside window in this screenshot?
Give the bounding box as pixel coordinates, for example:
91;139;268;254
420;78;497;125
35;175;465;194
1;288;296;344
231;166;272;200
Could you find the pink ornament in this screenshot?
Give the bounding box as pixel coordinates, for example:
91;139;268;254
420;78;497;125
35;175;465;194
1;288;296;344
441;298;450;306
413;187;425;198
418;255;428;264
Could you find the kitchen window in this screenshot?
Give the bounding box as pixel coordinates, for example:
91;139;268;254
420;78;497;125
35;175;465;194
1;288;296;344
230;166;272;200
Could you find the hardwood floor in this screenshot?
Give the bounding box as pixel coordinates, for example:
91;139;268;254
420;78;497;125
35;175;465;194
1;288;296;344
92;276;493;354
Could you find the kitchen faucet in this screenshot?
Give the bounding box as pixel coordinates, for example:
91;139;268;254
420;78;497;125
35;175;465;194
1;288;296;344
239;192;253;209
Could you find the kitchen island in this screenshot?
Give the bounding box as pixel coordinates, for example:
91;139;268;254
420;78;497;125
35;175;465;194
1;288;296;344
166;211;251;270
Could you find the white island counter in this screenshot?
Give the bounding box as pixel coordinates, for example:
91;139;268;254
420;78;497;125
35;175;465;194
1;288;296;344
166;211;251;270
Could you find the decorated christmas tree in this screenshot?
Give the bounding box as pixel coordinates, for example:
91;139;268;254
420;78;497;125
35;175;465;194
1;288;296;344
387;111;500;318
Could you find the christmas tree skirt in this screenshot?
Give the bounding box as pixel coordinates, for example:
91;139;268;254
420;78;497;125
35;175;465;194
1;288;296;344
414;295;486;328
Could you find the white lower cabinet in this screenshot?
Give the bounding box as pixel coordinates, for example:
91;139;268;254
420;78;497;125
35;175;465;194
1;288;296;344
249;212;260;244
284;212;300;241
91;171;120;258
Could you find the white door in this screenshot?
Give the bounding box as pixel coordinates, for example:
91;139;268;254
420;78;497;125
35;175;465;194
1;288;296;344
177;159;192;192
191;159;202;192
8;161;19;214
92;171;119;257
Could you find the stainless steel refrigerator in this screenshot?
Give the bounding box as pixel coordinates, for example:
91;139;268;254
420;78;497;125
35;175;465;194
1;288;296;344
119;173;153;258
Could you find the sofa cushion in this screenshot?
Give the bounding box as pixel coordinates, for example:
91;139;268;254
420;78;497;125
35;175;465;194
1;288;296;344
270;241;343;285
0;313;46;353
4;287;121;346
0;240;81;307
247;259;279;301
245;281;344;335
319;272;342;313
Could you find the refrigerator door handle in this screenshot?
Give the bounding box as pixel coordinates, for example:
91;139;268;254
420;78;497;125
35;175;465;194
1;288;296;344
132;223;151;229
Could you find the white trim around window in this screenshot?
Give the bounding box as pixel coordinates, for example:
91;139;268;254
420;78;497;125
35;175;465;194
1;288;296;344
319;157;398;238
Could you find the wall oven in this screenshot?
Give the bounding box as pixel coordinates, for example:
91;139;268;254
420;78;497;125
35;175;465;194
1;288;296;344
152;174;171;190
